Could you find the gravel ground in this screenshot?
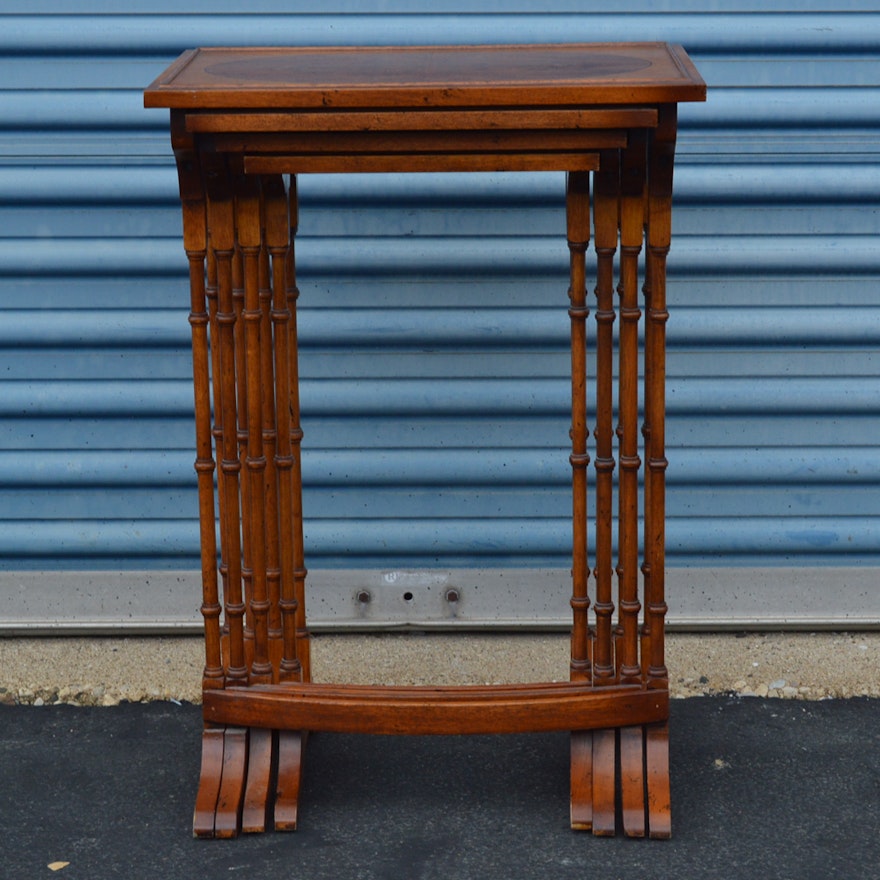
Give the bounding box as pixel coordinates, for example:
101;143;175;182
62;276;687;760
1;631;879;706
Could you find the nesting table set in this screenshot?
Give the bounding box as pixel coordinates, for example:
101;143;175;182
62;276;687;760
144;43;705;839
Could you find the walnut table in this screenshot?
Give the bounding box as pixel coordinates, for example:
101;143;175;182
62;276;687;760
144;43;706;839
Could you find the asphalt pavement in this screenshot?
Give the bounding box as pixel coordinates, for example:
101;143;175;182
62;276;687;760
2;697;879;880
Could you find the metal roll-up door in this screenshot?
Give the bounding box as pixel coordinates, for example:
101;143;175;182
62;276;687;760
1;2;878;631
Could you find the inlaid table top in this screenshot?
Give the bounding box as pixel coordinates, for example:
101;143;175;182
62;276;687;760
144;43;706;110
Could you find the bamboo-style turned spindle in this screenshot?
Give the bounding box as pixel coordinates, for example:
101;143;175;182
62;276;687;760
205;155;248;686
203;219;228;643
231;228;253;647
235;172;273;685
641;221;655;679
263;174;303;683
617;139;652;840
641;167;656;682
258;193;283;655
644;108;677;690
617;134;646;685
172;127;224;693
286;174;311;682
566;171;591;683
591;157;619;686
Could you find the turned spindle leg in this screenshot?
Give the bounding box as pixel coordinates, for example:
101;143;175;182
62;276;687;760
565;171;598;831
264;175;304;686
173;123;224;695
286;175;311;683
642;106;678;840
258;189;284;673
572;153;618;833
205;156;248;689
567;170;592;684
182;157;253;839
223;173;274;834
231;237;257;663
591;157;619;693
266;175;308;829
617;132;646;689
577;154;622;836
204;232;231;654
173;118;238;840
644;111;675;700
234;172;273;687
616;131;649;838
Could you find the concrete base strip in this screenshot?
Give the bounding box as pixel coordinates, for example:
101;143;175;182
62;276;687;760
0;567;878;635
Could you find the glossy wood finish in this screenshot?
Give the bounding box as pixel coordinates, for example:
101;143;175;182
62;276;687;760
145;44;705;109
204;681;669;736
274;730;305;832
146;43;705;840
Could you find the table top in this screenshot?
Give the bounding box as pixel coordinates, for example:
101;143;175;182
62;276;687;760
144;43;706;110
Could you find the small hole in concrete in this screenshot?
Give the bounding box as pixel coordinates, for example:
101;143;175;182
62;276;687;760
403;591;414;602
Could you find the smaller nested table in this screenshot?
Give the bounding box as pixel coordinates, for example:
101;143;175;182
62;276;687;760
145;43;705;840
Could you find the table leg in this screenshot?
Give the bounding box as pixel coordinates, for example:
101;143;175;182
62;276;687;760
286;175;311;683
235;172;273;686
592;155;618;686
258;199;284;669
641;106;677;839
232;240;255;664
173;127;225;695
616;132;649;837
567;170;592;682
566;171;600;831
644;109;675;695
205;155;249;687
259;174;303;683
617;131;646;687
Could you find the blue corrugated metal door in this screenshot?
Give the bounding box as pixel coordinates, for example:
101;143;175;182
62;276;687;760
1;2;878;629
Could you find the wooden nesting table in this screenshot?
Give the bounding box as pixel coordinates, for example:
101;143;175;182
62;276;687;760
145;43;706;840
